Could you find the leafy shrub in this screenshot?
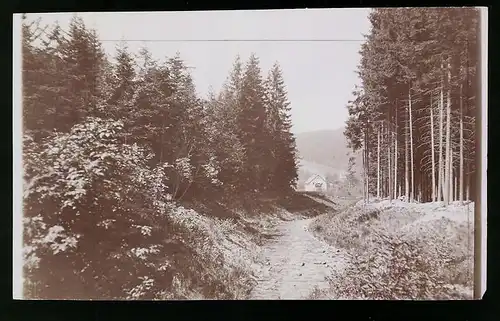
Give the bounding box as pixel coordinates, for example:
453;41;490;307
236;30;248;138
22;117;255;300
23;117;176;299
356;208;380;223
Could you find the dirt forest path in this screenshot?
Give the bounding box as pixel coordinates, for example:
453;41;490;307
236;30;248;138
249;215;348;300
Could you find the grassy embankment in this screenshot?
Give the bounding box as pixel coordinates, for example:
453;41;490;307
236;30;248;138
154;191;334;300
309;198;474;300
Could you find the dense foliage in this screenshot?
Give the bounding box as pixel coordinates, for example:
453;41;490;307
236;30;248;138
22;15;298;299
344;8;480;204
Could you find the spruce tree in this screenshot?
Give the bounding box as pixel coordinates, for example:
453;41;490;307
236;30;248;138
106;42;136;120
53;16;106;130
206;56;247;195
264;62;298;192
237;53;268;192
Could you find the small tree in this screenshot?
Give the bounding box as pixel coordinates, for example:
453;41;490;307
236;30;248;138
346;156;359;196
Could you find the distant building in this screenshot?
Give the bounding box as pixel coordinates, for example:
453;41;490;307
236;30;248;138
304;174;328;193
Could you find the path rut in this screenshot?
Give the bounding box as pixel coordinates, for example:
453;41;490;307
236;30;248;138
249;216;348;300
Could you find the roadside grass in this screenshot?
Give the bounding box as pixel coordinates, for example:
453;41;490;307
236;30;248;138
309;199;474;300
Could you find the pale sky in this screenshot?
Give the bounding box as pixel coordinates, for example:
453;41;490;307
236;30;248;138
25;9;371;134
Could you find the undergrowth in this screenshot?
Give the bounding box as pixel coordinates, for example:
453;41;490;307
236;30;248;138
310;200;474;300
21;118;276;300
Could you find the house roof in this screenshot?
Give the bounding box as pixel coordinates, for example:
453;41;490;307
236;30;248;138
305;174;327;185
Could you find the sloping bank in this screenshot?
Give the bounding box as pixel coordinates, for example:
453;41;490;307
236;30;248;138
309;199;475;300
23;190;331;300
156;192;333;300
21;119;332;300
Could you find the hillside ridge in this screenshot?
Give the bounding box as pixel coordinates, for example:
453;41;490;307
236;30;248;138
295;127;362;186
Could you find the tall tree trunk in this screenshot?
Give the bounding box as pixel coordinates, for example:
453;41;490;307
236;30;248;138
405;107;409;201
425;172;429;202
382;151;386;198
366;129;370;203
466;163;470;201
438;61;445;202
423;172;427;202
409;87;415;202
454;171;458;202
459;83;464;202
444;59;452;205
430;94;436;202
377;124;381;198
363;133;367;203
393;129;397;200
449;145;454;202
394;102;398;200
388;121;392;201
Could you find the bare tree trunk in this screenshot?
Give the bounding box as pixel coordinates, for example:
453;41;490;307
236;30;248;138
430;94;436;202
362;135;366;203
377;124;381;198
365;129;370;203
444;60;452;205
405;106;409;201
394;103;398;200
424;171;428;202
409;87;415;202
459;83;464;202
365;152;368;202
466;163;470;201
393;129;397;200
449;146;454;203
454;171;458;202
388;122;392;201
367;149;370;203
438;61;445;202
382;151;386;198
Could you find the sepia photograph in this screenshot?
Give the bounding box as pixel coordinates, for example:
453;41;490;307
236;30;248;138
13;7;487;300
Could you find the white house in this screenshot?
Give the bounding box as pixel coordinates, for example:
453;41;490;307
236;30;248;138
304;174;328;193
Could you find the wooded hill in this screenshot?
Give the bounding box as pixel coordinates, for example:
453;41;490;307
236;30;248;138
295;129;363;172
344;8;480;205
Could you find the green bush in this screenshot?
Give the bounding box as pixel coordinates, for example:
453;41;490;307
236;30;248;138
22;117;256;299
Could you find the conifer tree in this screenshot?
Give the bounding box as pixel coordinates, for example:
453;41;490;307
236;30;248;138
106;42;136;120
237;53;269;192
54;16;106;129
264;62;298;192
207;57;246;194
